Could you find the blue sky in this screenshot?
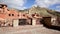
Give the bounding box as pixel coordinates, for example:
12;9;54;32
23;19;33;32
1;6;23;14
0;0;60;12
49;3;60;11
24;0;35;8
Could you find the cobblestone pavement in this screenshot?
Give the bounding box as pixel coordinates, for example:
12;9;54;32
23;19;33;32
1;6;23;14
0;25;60;34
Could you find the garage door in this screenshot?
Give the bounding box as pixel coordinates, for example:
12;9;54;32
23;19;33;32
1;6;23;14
19;19;27;25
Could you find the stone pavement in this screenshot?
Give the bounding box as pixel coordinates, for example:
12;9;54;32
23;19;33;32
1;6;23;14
0;25;60;34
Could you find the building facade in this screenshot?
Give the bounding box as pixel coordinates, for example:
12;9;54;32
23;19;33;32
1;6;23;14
0;4;42;27
0;4;60;27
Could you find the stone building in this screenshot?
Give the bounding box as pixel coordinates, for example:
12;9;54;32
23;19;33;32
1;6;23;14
0;4;42;27
0;3;60;27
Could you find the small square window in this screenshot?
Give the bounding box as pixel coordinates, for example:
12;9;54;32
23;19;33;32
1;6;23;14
12;14;14;16
18;14;19;16
9;14;11;16
32;14;35;17
23;14;25;16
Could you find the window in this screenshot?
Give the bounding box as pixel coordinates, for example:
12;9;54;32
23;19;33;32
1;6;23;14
9;14;11;16
8;14;14;16
32;14;35;17
23;14;25;16
18;14;19;16
12;14;14;16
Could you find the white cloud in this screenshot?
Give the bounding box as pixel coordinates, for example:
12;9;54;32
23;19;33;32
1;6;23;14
56;6;60;9
56;6;60;12
14;7;27;10
35;0;60;8
0;0;27;10
9;5;27;10
55;9;60;12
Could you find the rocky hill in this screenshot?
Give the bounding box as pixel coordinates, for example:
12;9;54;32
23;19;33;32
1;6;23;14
28;6;52;17
18;6;60;17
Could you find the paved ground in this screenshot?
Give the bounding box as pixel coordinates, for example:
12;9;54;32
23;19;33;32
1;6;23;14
0;25;60;34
